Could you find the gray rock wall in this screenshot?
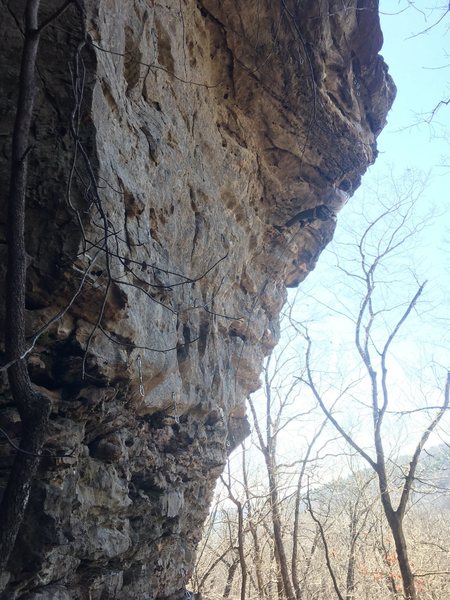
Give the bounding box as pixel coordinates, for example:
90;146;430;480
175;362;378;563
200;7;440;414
0;1;394;598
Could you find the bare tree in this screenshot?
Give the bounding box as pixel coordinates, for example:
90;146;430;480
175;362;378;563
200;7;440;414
295;189;450;600
221;461;248;600
248;362;297;600
241;443;269;600
194;176;449;600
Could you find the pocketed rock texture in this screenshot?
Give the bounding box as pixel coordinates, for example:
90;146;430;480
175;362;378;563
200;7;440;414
0;1;394;598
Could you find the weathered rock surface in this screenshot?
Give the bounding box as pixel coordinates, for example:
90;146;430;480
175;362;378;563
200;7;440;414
0;0;394;598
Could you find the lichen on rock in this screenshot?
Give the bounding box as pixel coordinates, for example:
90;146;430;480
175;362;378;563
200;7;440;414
0;1;394;598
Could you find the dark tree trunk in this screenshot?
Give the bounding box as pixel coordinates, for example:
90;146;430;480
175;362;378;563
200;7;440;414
223;558;239;599
389;516;417;600
236;499;247;600
345;541;356;600
267;456;296;600
0;0;51;582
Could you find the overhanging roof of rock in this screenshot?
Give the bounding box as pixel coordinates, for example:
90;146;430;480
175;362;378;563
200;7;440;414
0;2;397;598
202;0;395;214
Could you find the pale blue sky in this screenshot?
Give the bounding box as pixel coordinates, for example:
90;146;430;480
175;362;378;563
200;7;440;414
377;0;449;267
379;0;449;169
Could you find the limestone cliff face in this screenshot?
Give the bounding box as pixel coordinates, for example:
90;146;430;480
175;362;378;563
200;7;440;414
0;1;394;598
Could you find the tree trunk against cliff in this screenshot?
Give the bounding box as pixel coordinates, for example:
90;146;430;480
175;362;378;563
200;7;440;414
0;0;76;582
0;0;49;579
298;196;450;600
